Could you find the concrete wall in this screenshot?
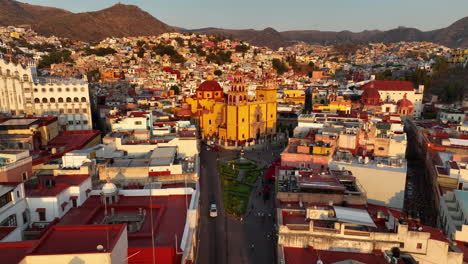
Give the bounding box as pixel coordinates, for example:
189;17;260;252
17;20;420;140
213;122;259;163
0;156;32;182
277;192;367;205
0;184;28;242
21;253;114;264
329;161;406;209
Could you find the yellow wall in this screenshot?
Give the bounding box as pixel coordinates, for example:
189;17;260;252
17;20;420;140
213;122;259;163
0;120;59;146
187;83;277;142
313;101;351;113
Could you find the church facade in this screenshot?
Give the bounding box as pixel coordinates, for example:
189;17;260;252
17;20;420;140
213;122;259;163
182;74;277;146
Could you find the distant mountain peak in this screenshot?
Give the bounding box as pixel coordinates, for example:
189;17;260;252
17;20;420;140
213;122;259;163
0;0;174;42
263;27;278;33
0;0;467;48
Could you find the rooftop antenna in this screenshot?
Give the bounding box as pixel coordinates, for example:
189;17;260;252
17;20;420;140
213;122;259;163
150;188;156;264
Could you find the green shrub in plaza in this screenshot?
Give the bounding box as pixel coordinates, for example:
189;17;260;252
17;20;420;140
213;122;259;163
245;169;262;184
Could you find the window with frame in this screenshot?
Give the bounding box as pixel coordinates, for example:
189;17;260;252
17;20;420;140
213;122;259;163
0;214;17;227
0;192;12;208
416;243;422;249
22;211;28;224
22;172;27;181
38;211;45;221
135;121;142;125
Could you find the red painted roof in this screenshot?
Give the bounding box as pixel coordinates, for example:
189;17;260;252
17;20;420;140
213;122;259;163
58;194;190;248
361;87;381;99
32;130;100;166
397;94;414;108
283;247;391;264
0;241;36;264
196;80;223;92
359;80;415;91
0;226;16;240
26;174;89;197
454;240;468;263
29;225;126;255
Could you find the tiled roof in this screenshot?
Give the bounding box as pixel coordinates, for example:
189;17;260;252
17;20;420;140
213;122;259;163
359;80;415;91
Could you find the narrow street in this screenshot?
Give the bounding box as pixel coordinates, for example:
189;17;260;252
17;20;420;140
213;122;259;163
404;124;438;227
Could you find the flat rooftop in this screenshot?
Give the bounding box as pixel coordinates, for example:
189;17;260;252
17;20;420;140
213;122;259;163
26;174;89;197
29;225;125;255
58;194;191;248
0;118;39;127
454;190;468;214
0;241;36;264
150;147;176;166
283;247;390;264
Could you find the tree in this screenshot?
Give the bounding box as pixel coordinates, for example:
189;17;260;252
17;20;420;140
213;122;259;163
137;48;145;58
170;85;180;95
39;50;74;68
175;37;184;47
86;69;100;81
83;47;117;56
235;44;249;53
214;70;223;76
272;59;288;75
136;40;146;47
375;69;393;80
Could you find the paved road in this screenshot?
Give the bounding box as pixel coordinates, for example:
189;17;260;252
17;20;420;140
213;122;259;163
197;145;251;264
404;125;438;227
196;142;284;264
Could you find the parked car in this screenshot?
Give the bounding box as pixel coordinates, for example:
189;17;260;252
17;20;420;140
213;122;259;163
210;203;218;217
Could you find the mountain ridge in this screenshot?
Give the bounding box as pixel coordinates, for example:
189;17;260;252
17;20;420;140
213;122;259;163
1;0;467;48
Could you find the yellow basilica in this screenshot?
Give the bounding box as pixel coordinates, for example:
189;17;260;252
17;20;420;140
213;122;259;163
181;74;277;147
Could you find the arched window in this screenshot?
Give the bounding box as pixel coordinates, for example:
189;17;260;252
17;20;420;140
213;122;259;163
50;98;56;103
42;98;48;103
23;74;29;82
73;87;78;92
34;98;40;103
58;88;62;92
6;69;10;76
66;97;72;103
49;88;54;92
81;97;87;103
66;88;70;92
257;114;260;122
80;87;85;92
74;97;79;102
58;98;64;103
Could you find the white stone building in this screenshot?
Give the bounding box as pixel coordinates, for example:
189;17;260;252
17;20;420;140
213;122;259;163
0;183;29;242
0;58;92;130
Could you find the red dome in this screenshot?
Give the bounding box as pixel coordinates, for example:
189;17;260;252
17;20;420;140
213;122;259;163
397;94;413;108
197;80;223;92
361;87;381;105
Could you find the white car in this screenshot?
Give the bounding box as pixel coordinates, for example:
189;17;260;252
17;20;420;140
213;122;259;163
210;203;218;217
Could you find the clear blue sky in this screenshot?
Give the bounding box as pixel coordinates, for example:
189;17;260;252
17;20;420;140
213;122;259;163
18;0;468;32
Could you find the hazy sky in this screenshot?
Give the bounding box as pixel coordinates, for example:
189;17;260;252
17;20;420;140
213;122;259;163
18;0;468;32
